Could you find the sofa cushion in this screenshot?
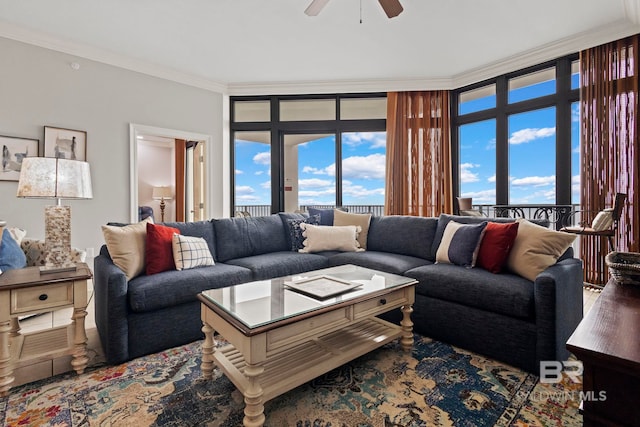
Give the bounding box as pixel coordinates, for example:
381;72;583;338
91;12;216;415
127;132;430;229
225;251;330;280
101;217;153;280
172;234;215;270
328;251;432;275
287;215;320;251
367;215;437;261
0;229;27;272
127;263;253;313
307;207;346;226
299;223;362;253
435;221;487;267
405;263;535;319
507;219;576;281
476;222;519;273
145;222;180;275
431;214;549;261
162;220;217;261
213;215;288;262
333;210;372;249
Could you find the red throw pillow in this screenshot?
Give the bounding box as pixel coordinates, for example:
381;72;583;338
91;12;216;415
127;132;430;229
476;222;519;274
145;222;180;275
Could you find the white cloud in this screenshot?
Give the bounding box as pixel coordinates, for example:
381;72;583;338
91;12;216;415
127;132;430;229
302;165;329;175
572;104;580;122
235;185;254;194
260;180;270;189
235;169;243;175
235;195;260;202
343;183;385;199
511;175;555;187
253;151;270;165
342;154;385;179
486;138;496;150
255;170;264;175
299;188;335;197
572;145;580;154
343;132;386;149
460;163;480;183
509;127;556;145
488;174;496;183
299;178;333;189
460;189;496;204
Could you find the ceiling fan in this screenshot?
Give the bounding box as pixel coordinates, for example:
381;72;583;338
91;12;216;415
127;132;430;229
305;0;404;19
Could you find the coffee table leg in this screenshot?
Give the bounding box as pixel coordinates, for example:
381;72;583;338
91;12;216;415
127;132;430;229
243;363;265;427
400;304;414;351
201;322;215;379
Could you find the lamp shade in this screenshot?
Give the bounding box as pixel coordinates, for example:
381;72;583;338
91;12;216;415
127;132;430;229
152;186;172;199
17;158;93;200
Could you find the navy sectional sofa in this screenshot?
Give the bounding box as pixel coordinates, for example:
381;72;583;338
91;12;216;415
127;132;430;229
94;212;583;373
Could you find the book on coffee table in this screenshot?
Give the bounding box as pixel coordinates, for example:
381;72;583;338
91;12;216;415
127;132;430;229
284;275;362;299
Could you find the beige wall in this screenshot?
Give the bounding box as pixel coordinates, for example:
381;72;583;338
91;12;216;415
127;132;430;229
0;37;225;257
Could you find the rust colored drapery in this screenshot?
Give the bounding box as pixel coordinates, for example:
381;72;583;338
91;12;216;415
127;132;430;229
385;91;453;217
580;35;640;284
175;139;186;222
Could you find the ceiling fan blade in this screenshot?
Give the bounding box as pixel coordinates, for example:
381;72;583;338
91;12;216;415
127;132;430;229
378;0;403;18
305;0;330;16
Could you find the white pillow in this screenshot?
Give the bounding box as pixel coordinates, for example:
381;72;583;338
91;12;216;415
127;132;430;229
172;234;215;270
101;217;153;280
333;210;372;250
299;223;363;253
591;208;614;231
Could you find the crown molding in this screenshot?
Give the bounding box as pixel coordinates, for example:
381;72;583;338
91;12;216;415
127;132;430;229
227;77;453;96
0;20;228;94
453;19;640;88
2;17;639;97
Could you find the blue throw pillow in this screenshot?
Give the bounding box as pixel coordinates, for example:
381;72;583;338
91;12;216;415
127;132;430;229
287;215;320;251
307;207;348;226
435;221;488;268
0;229;27;272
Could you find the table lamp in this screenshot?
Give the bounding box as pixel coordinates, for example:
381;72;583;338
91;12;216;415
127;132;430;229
17;158;93;273
152;186;172;222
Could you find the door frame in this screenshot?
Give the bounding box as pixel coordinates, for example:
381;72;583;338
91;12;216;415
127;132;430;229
129;123;213;223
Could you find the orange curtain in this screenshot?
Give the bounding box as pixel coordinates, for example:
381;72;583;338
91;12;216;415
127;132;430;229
385;91;453;217
175;139;186;222
580;35;640;284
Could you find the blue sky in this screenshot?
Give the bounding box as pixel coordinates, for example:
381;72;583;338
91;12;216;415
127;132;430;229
235;72;580;209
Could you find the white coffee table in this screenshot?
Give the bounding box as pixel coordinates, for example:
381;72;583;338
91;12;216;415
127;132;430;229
198;264;416;427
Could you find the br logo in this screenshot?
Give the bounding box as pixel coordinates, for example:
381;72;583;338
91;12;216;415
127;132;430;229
539;361;583;384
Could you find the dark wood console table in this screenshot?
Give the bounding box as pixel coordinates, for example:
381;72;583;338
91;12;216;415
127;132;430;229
566;278;640;426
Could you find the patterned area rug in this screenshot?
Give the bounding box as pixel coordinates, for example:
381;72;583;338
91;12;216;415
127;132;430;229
0;336;582;426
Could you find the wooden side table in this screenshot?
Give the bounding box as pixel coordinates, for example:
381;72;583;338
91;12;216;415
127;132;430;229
566;278;640;426
0;263;92;396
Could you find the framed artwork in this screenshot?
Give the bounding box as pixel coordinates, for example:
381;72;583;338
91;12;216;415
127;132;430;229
0;135;39;182
44;126;87;161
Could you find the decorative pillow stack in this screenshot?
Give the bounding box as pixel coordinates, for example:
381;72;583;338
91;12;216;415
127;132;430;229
102;217;215;278
298;223;363;253
435;218;576;280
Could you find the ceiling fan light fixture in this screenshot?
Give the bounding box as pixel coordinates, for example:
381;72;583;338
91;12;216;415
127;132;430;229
305;0;331;16
378;0;403;18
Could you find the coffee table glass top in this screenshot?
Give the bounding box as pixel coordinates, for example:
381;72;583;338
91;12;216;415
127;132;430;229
200;264;416;329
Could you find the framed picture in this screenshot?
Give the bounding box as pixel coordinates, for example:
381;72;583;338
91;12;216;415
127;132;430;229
44;126;87;161
0;135;39;182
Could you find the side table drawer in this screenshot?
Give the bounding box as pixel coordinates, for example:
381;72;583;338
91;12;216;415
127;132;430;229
11;282;74;314
354;288;408;319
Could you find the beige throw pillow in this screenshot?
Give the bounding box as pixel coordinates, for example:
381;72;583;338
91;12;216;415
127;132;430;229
172;234;215;270
333;209;372;249
299;223;363;253
101;217;153;280
507;219;576;281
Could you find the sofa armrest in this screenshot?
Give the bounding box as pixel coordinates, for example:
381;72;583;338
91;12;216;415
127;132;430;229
533;257;583;369
94;248;131;364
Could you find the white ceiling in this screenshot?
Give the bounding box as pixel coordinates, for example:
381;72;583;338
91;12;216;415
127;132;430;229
1;0;639;94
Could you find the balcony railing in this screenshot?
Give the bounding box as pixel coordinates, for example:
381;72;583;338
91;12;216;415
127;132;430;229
234;204;581;229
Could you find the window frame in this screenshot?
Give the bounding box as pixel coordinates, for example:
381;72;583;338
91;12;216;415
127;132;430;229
451;54;579;206
230;93;386;216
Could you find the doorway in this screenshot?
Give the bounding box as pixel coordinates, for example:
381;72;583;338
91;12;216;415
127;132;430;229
129;124;212;223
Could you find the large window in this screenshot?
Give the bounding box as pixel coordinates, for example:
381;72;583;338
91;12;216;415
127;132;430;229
231;95;386;216
452;55;580;209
